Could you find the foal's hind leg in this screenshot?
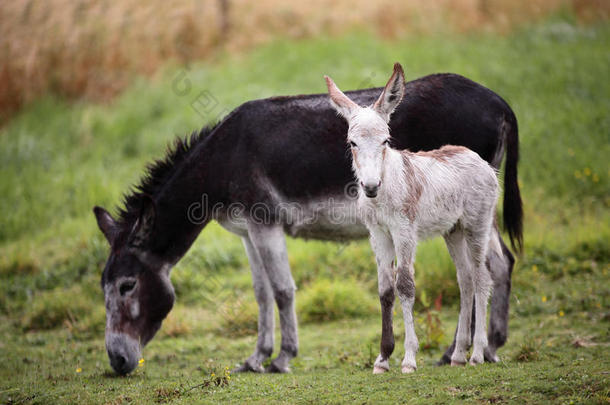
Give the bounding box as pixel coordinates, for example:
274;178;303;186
233;236;275;373
437;224;513;365
247;224;298;373
443;227;474;366
465;228;493;365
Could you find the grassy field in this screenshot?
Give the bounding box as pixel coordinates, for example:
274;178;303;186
1;16;609;404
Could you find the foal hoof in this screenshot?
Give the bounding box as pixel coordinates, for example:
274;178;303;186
450;360;466;367
232;361;264;373
265;362;291;374
401;365;416;374
373;366;388;374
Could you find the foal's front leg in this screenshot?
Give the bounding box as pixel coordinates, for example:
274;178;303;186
369;228;396;374
393;234;419;373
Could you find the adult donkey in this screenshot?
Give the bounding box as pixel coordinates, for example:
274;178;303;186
94;71;522;375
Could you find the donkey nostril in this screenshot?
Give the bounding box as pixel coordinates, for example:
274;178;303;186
116;355;126;368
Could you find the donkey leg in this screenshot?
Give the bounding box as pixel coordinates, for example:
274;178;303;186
247;224;298;374
444;228;474;366
369;228;396;374
233;236;275;373
485;228;514;362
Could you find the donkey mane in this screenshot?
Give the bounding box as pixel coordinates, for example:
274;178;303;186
117;122;220;227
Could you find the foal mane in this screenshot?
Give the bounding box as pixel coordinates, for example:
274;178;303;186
117;122;220;227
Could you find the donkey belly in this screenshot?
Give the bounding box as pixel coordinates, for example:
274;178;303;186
282;197;369;241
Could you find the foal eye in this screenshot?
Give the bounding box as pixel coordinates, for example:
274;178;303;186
119;281;136;296
349;141;357;148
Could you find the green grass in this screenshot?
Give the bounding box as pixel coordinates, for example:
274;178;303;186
1;16;609;404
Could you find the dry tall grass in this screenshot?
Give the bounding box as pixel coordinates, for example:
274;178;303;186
1;0;608;121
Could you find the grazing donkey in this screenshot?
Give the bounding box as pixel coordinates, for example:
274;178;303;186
325;63;500;372
94;69;521;375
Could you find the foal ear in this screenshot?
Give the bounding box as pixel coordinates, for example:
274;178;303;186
325;75;359;119
93;206;119;245
373;63;406;122
129;195;156;248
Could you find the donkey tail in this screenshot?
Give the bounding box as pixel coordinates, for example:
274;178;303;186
502;112;523;253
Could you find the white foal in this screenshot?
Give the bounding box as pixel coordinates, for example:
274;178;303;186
325;63;500;373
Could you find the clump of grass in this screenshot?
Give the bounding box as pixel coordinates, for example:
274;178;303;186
297;278;377;323
216;297;259;338
20;284;104;334
415;291;445;350
160;310;192;338
514;338;541;362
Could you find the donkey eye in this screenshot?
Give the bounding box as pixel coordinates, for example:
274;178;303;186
383;139;390;146
119;281;136;296
349;141;357;148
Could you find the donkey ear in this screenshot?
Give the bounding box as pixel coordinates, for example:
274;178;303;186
325;75;359;119
129;195;156;247
373;63;406;122
93;206;119;245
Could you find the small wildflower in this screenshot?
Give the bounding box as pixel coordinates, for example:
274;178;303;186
574;170;582;179
559;310;565;317
583;167;591;176
76;367;82;373
211;373;215;377
139;358;145;367
532;265;538;273
592;174;599;183
541;296;547;303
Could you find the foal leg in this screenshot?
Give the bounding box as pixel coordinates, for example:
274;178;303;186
437;225;513;365
233;236;274;372
394;239;418;373
466;230;494;365
247;224;298;373
369;228;396;374
443;228;474;366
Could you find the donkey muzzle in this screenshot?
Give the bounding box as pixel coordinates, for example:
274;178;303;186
106;332;141;375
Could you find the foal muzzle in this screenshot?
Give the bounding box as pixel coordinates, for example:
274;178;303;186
362;181;381;198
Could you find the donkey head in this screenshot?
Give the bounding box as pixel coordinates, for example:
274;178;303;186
325;63;405;198
93;198;175;375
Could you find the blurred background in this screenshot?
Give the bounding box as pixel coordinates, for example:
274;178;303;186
0;1;608;403
1;0;608;122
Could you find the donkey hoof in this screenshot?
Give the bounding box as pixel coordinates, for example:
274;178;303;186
373;366;388;374
265;362;291;374
469;356;484;366
232;361;264;373
484;348;500;363
401;365;416;374
435;354;452;367
450;360;466;367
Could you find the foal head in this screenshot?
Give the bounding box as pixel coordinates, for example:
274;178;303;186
94;199;174;375
325;63;405;198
